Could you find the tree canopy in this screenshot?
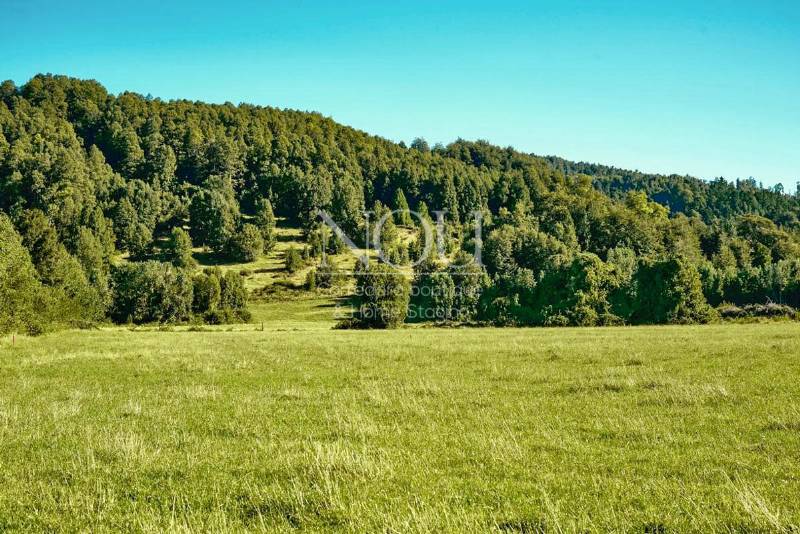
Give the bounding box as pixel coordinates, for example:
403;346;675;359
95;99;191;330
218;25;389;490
2;75;800;330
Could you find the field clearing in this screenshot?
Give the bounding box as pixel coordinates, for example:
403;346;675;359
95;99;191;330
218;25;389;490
1;306;799;532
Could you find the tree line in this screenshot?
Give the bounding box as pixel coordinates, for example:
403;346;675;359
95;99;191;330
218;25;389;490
2;75;800;333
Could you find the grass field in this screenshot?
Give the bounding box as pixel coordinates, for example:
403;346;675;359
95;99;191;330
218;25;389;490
1;300;799;532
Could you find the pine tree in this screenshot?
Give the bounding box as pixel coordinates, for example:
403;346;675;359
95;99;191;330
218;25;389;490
394;188;412;226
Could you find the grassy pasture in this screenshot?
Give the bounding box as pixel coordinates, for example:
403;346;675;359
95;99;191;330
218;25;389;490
1;303;799;532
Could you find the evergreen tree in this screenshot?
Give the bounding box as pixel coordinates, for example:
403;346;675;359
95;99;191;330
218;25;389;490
254;198;276;252
3;75;800;330
429;271;455;321
305;269;317;290
351;262;411;328
166;227;197;269
16;209;62;282
188;176;240;253
192;271;221;315
75;227;111;311
394;188;412;226
219;271;251;322
110;261;193;324
631;258;717;324
0;214;44;334
284;246;303;273
228;224;264;262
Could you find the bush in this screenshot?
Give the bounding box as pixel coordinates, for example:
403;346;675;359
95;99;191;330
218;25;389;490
46;252;107;327
285;246;303;273
315;261;346;288
448;253;486;321
110;261;194;324
529;253;616;327
429;271;455;321
219;270;251;322
305;269;317;290
719;302;798;320
165;227;196;269
227;224;263;263
192;271;221;314
204;307;251;325
327;233;346;255
630;257;718;325
190;268;251;323
346;262;410;328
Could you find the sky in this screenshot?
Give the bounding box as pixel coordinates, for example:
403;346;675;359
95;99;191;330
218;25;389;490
2;0;798;189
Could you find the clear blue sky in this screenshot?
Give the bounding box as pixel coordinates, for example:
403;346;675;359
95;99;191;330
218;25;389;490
2;0;798;189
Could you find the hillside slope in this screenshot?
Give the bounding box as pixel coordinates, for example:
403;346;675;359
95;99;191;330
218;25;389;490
2;74;800;331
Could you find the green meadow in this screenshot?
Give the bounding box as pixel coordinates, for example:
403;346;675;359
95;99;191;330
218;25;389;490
1;303;799;532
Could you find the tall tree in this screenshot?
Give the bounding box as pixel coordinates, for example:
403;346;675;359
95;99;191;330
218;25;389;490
0;214;43;334
394;188;412;226
165;227;197;269
254;198;276;252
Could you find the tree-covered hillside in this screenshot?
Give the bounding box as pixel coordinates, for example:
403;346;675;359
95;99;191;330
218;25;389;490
2;74;800;332
546;155;800;227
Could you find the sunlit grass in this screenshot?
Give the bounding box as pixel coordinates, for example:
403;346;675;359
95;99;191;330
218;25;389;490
1;311;799;531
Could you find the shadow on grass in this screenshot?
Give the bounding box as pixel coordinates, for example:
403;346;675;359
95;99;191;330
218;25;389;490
276;233;300;243
496;518;547;533
319;295;358;308
193;251;240;266
253;266;285;274
315;295;353;308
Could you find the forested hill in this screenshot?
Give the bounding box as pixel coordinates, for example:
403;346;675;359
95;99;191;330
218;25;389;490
2;74;798;235
2;74;800;333
545;155;800;227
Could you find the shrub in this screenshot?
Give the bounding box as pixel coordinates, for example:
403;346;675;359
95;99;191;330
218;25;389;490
448;253;486;321
227;224;263;263
46;252;107;327
348;262;410;328
284;246;303;273
531;253;616;327
630;257;718;325
165;227;196;269
219;270;251;322
192;271;221;314
315;261;346;288
305;269;317;290
204;307;249;325
191;268;251;323
327;233;346;255
110;261;193;324
719;302;798;320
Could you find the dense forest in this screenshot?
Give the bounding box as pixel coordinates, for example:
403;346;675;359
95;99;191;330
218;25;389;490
2;74;800;333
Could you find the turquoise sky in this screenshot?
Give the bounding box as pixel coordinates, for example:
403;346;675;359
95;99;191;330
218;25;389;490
2;0;798;189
